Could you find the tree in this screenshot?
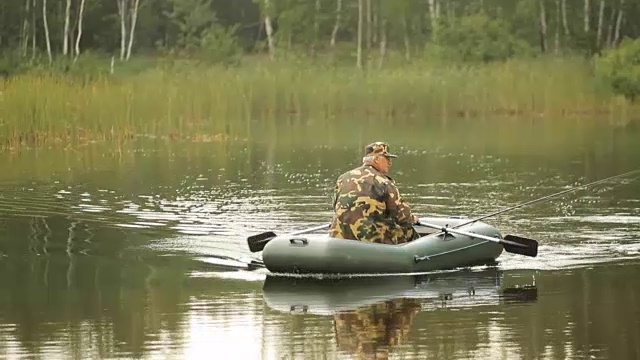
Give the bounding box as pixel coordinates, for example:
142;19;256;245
63;0;71;56
596;38;640;102
115;0;141;61
0;0;639;70
126;0;141;60
42;0;52;63
166;0;215;52
116;0;127;59
74;0;86;60
357;0;363;68
539;0;548;53
255;0;275;59
330;0;342;49
437;13;533;63
200;23;242;64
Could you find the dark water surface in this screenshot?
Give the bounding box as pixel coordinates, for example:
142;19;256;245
1;118;639;359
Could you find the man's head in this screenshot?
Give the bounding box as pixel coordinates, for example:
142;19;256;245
362;141;398;174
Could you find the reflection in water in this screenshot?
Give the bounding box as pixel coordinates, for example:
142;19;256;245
0;213;157;257
0;254;266;359
1;249;640;359
334;298;421;360
262;270;539;359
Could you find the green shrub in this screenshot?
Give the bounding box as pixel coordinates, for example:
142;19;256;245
595;38;640;102
436;13;534;63
200;23;243;65
0;50;25;78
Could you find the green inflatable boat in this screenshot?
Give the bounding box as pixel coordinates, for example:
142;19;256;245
259;216;518;275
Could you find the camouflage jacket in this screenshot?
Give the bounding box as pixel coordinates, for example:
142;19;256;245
328;164;417;244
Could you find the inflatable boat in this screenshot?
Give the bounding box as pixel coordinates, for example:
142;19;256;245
259;216;510;275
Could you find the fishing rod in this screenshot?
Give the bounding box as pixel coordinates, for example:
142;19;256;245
415;168;640;258
452;168;640;229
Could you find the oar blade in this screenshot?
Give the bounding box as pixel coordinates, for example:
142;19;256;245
503;235;539;257
247;231;277;253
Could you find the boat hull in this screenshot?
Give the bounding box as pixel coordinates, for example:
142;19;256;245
261;217;504;274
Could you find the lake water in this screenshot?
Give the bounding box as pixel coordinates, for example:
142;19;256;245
1;117;639;359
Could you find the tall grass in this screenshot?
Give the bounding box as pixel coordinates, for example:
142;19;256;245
0;56;635;149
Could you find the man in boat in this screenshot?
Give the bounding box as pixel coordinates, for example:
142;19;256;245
329;141;420;245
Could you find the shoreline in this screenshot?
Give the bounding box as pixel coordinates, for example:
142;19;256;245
2;56;637;150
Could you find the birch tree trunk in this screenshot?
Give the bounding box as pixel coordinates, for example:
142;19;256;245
554;0;560;53
561;0;569;36
403;17;410;61
613;0;625;46
126;0;140;60
21;0;30;57
366;0;371;50
377;17;387;70
539;0;548;53
372;1;377;45
330;0;342;48
584;0;590;33
606;4;616;47
31;0;36;60
116;0;127;60
357;0;363;69
263;0;275;60
428;0;438;41
74;0;86;60
42;0;52;63
311;0;320;56
596;0;605;47
63;0;71;56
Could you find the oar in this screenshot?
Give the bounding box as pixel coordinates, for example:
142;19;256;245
417;220;538;257
247;223;330;253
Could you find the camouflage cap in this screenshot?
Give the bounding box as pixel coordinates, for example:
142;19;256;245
364;141;399;158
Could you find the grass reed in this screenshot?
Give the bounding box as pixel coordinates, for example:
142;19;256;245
1;55;635;150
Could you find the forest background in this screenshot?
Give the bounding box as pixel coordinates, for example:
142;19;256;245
1;0;639;148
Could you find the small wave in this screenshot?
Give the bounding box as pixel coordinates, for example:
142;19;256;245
497;242;640;271
190;269;268;282
546;215;640;224
264;268;467;280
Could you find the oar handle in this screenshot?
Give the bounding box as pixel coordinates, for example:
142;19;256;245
247;223;331;253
